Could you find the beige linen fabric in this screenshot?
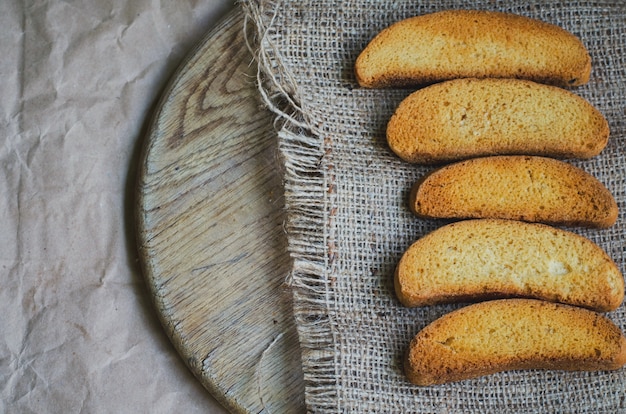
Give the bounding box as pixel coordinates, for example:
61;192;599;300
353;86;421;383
243;1;626;412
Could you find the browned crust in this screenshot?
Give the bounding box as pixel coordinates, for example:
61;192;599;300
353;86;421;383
355;10;591;88
410;156;618;228
405;299;626;385
394;219;624;312
386;78;609;164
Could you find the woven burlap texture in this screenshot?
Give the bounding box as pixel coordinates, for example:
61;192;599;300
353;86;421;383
242;1;626;412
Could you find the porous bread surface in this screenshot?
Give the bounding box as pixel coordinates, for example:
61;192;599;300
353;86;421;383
355;10;591;88
387;78;609;164
405;299;626;385
411;156;618;228
395;219;624;311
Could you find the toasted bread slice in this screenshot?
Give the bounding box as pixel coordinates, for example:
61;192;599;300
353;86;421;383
355;10;591;88
395;219;624;312
410;156;618;228
387;78;609;164
405;299;626;385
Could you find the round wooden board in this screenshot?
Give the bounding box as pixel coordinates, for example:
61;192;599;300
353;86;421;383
136;9;305;413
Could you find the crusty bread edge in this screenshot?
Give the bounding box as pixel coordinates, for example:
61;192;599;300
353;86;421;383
409;156;619;228
355;10;592;88
404;299;626;385
394;219;625;312
386;78;610;164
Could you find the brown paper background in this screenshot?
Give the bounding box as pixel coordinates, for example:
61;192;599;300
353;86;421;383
1;1;234;412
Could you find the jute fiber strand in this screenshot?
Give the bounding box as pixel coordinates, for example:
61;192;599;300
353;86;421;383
242;1;626;412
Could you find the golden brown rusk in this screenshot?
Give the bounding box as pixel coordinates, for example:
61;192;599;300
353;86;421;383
405;299;626;385
395;219;624;312
410;156;618;228
387;78;608;164
356;10;591;88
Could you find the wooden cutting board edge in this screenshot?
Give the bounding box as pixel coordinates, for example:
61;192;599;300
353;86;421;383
135;8;305;413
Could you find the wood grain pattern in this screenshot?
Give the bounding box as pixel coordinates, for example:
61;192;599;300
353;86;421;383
136;9;304;413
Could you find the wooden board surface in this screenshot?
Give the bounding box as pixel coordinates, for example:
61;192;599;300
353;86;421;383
135;9;305;413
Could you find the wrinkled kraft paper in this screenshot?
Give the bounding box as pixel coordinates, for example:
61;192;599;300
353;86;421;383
1;1;232;412
243;0;626;412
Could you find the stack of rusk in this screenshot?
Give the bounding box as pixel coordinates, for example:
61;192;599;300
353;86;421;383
355;10;626;386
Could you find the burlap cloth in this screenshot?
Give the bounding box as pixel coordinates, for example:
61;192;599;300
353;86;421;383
242;1;626;412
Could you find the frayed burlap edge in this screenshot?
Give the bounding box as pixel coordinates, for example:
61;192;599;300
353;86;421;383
241;1;338;410
239;1;626;412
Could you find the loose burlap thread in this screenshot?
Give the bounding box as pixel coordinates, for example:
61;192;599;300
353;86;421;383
242;1;626;412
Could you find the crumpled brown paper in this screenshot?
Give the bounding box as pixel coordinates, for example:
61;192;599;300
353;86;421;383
1;1;233;412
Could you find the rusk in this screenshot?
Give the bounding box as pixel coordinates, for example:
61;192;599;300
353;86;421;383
355;10;591;88
387;78;608;164
405;299;626;385
395;219;624;312
410;156;618;228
